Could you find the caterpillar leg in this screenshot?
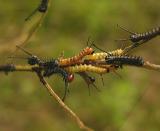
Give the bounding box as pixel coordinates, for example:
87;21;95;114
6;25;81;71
62;80;69;101
77;72;98;95
100;74;104;86
112;70;122;79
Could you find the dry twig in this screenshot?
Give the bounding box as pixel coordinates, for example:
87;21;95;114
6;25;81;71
143;61;160;71
36;71;94;131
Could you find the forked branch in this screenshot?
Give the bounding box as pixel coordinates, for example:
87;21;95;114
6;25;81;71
36;71;94;131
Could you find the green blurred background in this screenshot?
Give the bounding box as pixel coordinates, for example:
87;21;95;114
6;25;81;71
0;0;160;131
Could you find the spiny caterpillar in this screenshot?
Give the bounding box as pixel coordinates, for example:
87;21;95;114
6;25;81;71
84;49;124;61
12;45;74;101
58;47;94;66
64;64;107;74
117;25;160;43
43;65;74;101
105;55;144;68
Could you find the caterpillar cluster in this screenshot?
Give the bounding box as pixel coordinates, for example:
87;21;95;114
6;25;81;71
11;32;154;101
58;47;94;66
105;55;144;68
9;0;159;102
13;46;75;101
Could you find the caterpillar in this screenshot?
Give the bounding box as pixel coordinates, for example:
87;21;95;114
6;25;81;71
58;47;94;66
43;66;74;101
84;49;124;61
25;0;49;21
12;46;74;101
42;60;74;82
117;25;160;43
105;55;144;68
38;0;49;13
64;64;107;74
13;45;43;65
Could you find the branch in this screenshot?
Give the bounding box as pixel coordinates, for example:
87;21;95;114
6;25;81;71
2;0;51;55
0;64;39;72
36;71;94;131
123;40;149;54
142;61;160;71
122;61;160;72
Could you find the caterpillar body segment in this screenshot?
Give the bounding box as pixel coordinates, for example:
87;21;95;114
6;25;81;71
129;27;160;43
58;47;94;66
108;49;124;56
64;64;107;74
82;59;119;73
84;49;124;61
84;52;108;61
105;55;144;68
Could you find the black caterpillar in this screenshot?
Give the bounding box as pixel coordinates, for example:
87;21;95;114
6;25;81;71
14;45;72;101
25;0;49;21
117;25;160;43
38;0;49;13
105;55;144;68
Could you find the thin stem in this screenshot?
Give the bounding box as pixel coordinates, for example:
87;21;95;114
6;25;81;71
0;64;39;72
122;61;160;72
142;61;160;71
36;71;94;131
122;40;149;54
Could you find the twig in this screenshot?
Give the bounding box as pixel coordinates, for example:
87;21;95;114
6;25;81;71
121;61;160;72
0;64;39;72
0;0;51;56
142;61;160;71
123;40;149;54
36;71;94;131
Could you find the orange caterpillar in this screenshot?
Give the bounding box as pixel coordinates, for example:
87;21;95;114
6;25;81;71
84;49;124;61
58;47;94;66
64;64;111;74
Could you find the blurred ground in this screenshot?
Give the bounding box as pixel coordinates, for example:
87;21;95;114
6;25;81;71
0;0;160;131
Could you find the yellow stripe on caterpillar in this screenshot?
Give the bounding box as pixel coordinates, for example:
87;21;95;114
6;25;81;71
64;64;107;74
84;52;108;61
84;49;124;61
108;49;124;56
